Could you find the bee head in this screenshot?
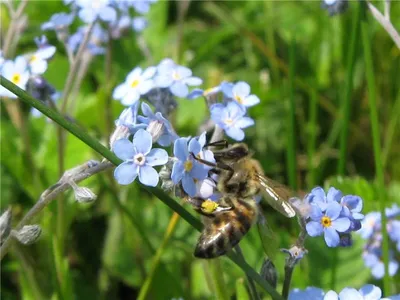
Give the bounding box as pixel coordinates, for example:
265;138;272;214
215;143;249;161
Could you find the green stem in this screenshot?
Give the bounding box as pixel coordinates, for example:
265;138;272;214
0;76;283;300
360;3;391;293
287;38;297;190
235;246;260;300
307;88;318;188
137;213;180;300
337;2;361;176
382;90;400;169
207;259;230;300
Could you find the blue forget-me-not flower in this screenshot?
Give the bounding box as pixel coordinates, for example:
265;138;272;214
363;249;399;279
76;0;117;23
171;135;212;197
0;56;30;98
306;201;351;247
113;66;156;106
137;102;179;147
210;101;254;141
222;81;260;108
113;129;168;187
42;12;75;31
154;58;202;98
28;36;56;75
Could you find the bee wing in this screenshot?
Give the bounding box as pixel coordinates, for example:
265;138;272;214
257;212;279;260
256;174;296;218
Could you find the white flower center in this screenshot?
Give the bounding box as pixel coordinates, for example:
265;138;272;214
134;153;146;166
234;94;244;104
30;55;38;63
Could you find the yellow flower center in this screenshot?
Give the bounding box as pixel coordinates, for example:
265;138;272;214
11;73;21;84
224;118;233;126
172;71;181;80
130;79;140;88
234;95;244;104
321;216;332;228
30;55;38;63
184;160;193;172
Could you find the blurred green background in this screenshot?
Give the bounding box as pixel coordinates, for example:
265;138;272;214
1;1;400;299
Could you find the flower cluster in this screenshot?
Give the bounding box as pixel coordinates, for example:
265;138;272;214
358;204;400;279
0;36;58;108
289;284;399;300
293;187;364;247
42;0;158;57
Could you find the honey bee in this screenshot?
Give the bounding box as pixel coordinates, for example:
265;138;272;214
190;142;296;259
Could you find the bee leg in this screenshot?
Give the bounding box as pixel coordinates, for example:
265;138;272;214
190;153;233;172
205;139;228;148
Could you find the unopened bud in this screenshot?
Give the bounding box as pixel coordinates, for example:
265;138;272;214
109;126;131;150
146;120;164;143
0;208;12;245
12;225;42;245
67;179;97;203
74;186;97;203
260;259;278;289
281;245;308;267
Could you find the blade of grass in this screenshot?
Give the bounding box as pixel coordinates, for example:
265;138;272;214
287;38;297;190
0;76;283;300
307;88;318;188
382;90;400;169
360;3;391;293
137;212;180;300
332;3;361;290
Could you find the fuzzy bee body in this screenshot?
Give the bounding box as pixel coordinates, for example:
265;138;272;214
192;143;296;259
194;197;258;258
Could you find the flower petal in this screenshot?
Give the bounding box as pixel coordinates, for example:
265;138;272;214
338;288;363;300
309;204;324;221
188;138;201;155
182;76;202;86
221;81;234;98
325;202;342;220
138;165;159;187
98;6;117;22
142;66;156;79
170;81;189;97
113;139;135;160
341;195;363;213
146;148;168;166
121;90;140;106
225;127;245;141
171;161;184;183
233;81;250;97
331;217;351;232
243;94;260;107
324;227;340;247
306;221;324;237
182;175;196;197
327;187;342;203
114;162;138;185
173;137;189;161
132;129;152;155
138;79;154;94
126;67;142;83
235;117;254;129
323;290;339;300
359;284;382;300
113;83;128;99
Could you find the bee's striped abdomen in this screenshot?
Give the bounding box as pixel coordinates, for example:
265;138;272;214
194;198;257;259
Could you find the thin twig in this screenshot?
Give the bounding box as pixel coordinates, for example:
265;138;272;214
367;1;400;50
61;21;96;113
0;161;113;260
2;0;29;57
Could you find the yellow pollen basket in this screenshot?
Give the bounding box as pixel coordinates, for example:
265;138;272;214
11;73;21;84
201;200;218;214
130;79;140;88
321;216;332;228
184;160;193;172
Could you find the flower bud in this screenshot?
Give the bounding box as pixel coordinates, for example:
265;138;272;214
0;208;12;245
74;186;97;203
281;245;308;267
146;119;164;143
12;225;42;245
260;259;278;289
109;126;131;150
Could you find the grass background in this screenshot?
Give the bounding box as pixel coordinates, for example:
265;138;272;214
1;0;400;299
